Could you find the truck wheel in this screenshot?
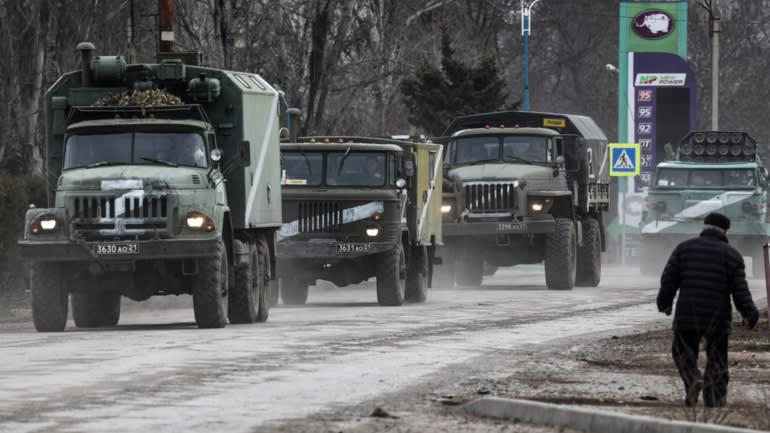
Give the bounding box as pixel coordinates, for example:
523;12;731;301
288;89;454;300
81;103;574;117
193;239;227;328
255;236;271;322
545;218;577;290
455;253;483;287
228;240;259;324
405;246;428;303
376;243;405;306
576;218;602;287
280;278;309;305
72;291;121;327
30;263;68;332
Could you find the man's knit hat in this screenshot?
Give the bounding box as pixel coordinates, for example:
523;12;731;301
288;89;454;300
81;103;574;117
704;212;731;231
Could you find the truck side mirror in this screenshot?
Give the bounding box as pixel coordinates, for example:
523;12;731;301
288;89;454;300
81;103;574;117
554;137;565;158
238;140;251;168
404;159;415;178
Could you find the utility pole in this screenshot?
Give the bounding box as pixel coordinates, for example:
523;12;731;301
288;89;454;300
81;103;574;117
521;0;543;112
699;0;720;130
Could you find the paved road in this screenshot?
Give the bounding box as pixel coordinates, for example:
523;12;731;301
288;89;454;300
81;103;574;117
0;267;759;433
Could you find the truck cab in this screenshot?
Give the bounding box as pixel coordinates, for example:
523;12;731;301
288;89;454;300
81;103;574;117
275;137;442;306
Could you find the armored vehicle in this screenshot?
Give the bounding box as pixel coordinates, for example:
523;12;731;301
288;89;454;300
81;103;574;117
436;111;610;290
274;136;443;306
640;131;769;276
18;43;282;331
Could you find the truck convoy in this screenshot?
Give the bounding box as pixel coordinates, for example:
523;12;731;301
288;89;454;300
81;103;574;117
436;111;610;290
275;136;443;306
19;43;282;331
640;131;769;276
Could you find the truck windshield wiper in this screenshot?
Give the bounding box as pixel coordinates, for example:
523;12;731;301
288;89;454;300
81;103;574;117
85;161;122;169
503;155;534;165
463;158;498;166
337;146;352;175
141;157;178;167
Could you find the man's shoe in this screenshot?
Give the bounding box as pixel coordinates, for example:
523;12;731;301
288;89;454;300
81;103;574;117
686;380;703;407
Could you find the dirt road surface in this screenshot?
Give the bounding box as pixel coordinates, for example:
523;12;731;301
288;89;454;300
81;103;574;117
0;267;764;433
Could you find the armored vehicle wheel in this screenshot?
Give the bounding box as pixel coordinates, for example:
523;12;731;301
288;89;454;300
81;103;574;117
255;236;271;322
576;218;602;287
228;240;260;324
545;218;577;290
30;263;68;332
280;278;309;305
376;242;406;306
455;253;483;287
193;239;227;328
405;246;428;303
72;291;121;328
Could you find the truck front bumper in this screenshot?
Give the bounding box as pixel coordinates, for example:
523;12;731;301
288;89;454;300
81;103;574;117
443;216;555;237
18;237;220;263
278;240;394;259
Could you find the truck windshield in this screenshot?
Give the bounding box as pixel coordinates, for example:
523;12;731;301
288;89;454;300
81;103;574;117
327;152;386;187
656;168;756;188
453;135;550;164
64;132;208;169
281;151;323;186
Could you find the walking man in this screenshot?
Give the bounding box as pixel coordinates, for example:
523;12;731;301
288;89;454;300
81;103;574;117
657;212;759;407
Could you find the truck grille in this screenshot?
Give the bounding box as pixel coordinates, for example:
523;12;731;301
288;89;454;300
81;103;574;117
72;196;168;219
298;201;343;233
464;182;516;213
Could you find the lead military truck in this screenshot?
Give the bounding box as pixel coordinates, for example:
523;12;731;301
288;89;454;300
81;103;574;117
274;136;443;306
640;131;769;276
19;43;282;331
436;111;610;290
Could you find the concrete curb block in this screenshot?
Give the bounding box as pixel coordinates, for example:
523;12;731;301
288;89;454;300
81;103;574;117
464;397;765;433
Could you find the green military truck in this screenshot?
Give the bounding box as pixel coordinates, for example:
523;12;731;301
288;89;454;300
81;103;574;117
436;111;610;290
18;43;282;331
640;131;769;276
274;136;443;306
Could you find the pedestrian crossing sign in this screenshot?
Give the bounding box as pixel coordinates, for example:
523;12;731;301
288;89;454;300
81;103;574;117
609;143;640;177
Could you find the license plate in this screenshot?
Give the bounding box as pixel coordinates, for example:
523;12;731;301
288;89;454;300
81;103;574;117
497;222;527;232
336;243;371;253
94;243;140;255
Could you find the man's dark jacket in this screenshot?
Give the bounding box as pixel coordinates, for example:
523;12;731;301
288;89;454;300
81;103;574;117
657;228;759;334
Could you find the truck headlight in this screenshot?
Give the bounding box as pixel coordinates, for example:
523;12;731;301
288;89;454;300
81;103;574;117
185;212;215;231
530;202;544;212
366;226;379;237
39;218;57;231
440;204;452;214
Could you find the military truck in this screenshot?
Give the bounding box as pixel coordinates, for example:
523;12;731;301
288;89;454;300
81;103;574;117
274;136;443;306
640;131;769;277
18;43;282;331
436;111;610;290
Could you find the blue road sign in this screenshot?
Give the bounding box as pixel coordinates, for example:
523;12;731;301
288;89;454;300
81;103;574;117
609;143;641;177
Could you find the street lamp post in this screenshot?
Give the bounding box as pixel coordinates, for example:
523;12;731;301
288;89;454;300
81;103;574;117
521;0;543;112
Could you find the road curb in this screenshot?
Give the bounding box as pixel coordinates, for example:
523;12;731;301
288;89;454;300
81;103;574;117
464;397;764;433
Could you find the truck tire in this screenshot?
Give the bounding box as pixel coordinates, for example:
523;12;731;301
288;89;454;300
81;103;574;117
228;240;259;324
71;291;121;328
376;243;405;306
280;278;309;305
193;239;227;328
576;218;602;287
455;253;483;287
405;245;428;303
545;218;577;290
30;263;68;332
255;236;270;322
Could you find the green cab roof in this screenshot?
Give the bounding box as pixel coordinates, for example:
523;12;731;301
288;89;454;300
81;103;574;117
451;127;560;138
67;118;210;132
657;161;759;170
